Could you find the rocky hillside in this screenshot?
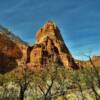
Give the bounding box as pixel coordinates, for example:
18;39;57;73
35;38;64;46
0;21;100;73
27;21;78;69
0;25;28;44
0;25;28;74
75;56;100;68
1;21;100;73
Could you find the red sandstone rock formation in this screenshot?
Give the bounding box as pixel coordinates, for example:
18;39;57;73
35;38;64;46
28;21;78;69
0;31;27;74
0;21;79;74
1;21;100;73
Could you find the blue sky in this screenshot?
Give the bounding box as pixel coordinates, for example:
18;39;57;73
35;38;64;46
0;0;100;60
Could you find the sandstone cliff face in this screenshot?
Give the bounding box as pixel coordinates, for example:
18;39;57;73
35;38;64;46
28;21;78;69
0;34;22;59
0;21;78;73
0;30;27;74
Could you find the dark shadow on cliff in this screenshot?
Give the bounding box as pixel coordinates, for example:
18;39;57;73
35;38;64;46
0;53;18;74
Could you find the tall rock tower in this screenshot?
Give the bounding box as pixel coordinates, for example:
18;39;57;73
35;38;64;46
28;21;78;69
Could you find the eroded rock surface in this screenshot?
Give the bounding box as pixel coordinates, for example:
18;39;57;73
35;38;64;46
27;21;78;69
0;31;27;74
0;21;79;73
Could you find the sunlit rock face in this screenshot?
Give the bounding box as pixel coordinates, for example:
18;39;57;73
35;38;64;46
0;32;27;74
0;34;22;58
0;21;78;73
28;21;78;69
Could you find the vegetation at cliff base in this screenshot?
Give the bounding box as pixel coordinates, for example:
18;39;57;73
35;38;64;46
0;62;100;100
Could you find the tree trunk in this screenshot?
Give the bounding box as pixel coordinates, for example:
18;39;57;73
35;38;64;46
44;92;51;100
78;83;85;100
91;85;100;100
19;86;25;100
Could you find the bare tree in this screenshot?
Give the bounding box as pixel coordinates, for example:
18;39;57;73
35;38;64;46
33;64;58;100
87;55;100;88
53;67;68;100
83;68;100;100
14;62;33;100
72;70;85;100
